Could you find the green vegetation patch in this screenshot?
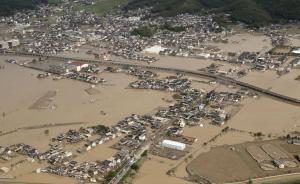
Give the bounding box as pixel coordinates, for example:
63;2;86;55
103;170;117;184
161;23;186;32
119;159;143;184
263;179;300;184
125;0;204;17
88;124;110;135
132;26;158;37
48;0;60;5
74;0;129;15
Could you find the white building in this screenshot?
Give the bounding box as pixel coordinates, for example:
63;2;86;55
139;134;146;141
143;45;167;54
67;61;89;71
161;140;186;151
292;48;300;54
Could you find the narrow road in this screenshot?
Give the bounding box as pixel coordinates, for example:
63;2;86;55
109;144;151;184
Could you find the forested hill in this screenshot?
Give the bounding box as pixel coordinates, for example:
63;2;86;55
0;0;48;16
124;0;300;27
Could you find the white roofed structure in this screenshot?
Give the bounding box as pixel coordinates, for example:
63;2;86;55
292;48;300;54
143;45;167;54
161;139;186;151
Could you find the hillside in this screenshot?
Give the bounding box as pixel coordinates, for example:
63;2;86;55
124;0;300;27
0;0;48;17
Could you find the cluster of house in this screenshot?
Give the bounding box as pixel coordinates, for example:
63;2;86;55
47;61;158;84
0;0;101;55
130;75;255;129
1;0;233;64
37;116;158;181
198;63;247;79
12;143;40;159
227;51;289;72
0;124;132;182
40;149;131;182
105;66;158;80
10;0;290;71
114;50;158;63
95;8;230;62
151;14;228;59
206;90;242;104
47;61;104;84
0;143;40;163
80;64;102;74
39;144;73;165
5;58;104;84
125;67;158;79
263;25;289;46
199;63;228;75
290;58;300;69
0;146;14;161
113;115;148;151
123;80;247;158
65;72;104;84
129;76;191;92
52;129;89;144
38;111;172;181
1;0;296;78
161;88;224;127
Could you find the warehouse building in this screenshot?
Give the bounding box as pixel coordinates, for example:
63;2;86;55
161;140;186;151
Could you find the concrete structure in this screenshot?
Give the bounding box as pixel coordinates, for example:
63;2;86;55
161;139;186;151
273;159;284;169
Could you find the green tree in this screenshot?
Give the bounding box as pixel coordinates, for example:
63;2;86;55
247;178;253;184
44;129;50;135
131;163;140;171
141;150;148;157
